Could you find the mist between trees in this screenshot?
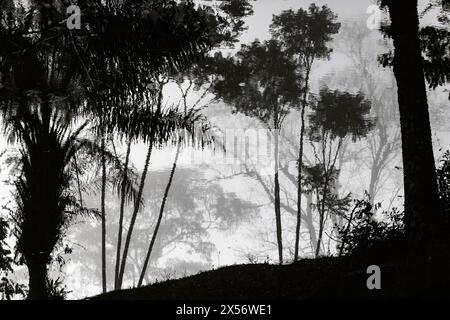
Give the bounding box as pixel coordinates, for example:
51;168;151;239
0;0;449;300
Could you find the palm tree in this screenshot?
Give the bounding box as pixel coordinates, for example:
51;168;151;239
0;0;242;299
110;1;254;290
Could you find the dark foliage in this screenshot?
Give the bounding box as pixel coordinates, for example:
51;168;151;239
438;151;450;216
339;152;450;257
420;26;450;92
379;0;450;96
309;89;375;142
270;4;341;60
0;217;11;274
0;217;26;300
0;0;253;299
212;40;301;127
378;0;443;241
337;200;404;257
302;164;352;216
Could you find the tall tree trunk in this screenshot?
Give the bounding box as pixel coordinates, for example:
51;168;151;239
138;84;186;286
114;139;132;289
138;143;181;287
339;200;359;257
315;137;341;257
384;0;442;242
117;86;164;289
26;254;48;300
22;96;53;300
117;142;153;289
315;135;328;258
274;126;283;264
100;134;107;294
295;64;312;261
315;187;326;258
74;153;84;208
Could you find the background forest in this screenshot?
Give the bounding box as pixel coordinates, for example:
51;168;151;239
0;0;449;300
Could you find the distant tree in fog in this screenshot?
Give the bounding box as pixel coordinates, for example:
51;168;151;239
212;39;301;264
70;167;257;288
307;89;374;256
334;21;402;205
270;4;340;261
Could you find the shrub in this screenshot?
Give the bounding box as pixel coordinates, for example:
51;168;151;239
337;151;450;257
337;199;404;257
0;217;12;273
1;217;26;300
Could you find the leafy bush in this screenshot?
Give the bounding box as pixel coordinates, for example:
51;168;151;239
337;199;405;257
1;217;26;300
338;151;450;257
0;218;12;273
46;277;70;300
1;277;27;300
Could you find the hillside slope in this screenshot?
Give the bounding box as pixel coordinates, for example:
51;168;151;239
92;253;450;300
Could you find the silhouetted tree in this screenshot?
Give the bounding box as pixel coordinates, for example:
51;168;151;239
270;4;340;261
379;0;444;243
307;89;374;256
69;167;257;289
115;1;253;290
136;1;254;286
212;40;301;264
0;0;241;299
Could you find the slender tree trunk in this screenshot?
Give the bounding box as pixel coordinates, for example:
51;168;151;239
100;134;107;294
305;193;317;253
339;201;359;257
384;0;442;242
138;89;186;287
315;186;327;258
117;142;153;289
295;64;311;261
295;102;306;261
368;128;388;203
138;143;181;287
117;83;164;289
315;133;328;258
368;156;381;203
114;139;132;289
74;153;84;207
117;86;164;289
274;126;283;264
315;138;341;257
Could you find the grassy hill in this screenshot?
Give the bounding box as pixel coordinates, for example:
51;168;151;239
92;252;450;300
